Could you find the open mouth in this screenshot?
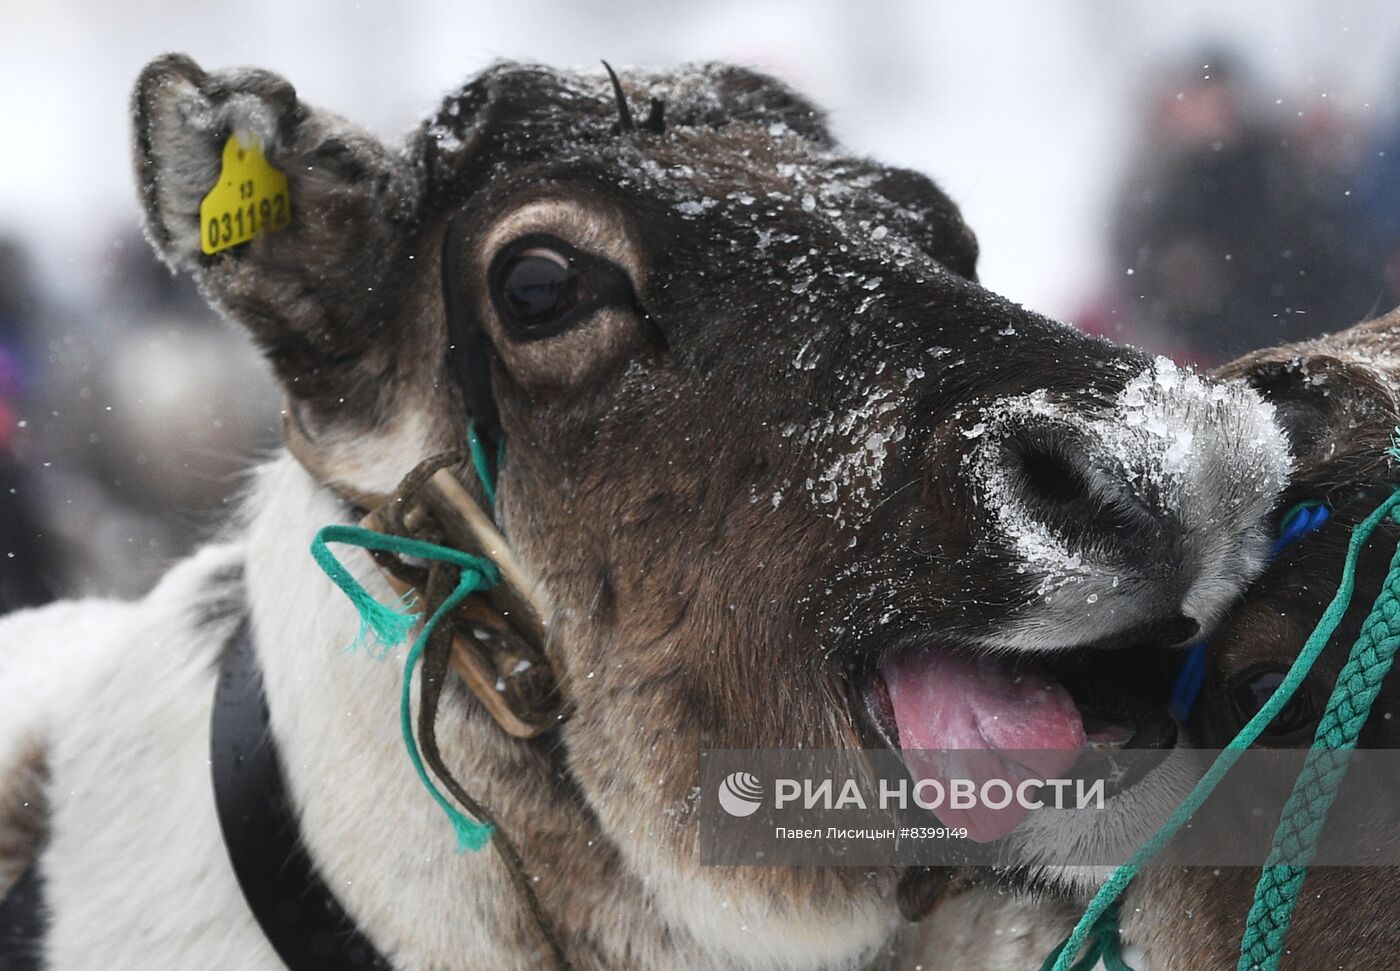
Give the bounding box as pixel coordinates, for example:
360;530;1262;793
858;624;1190;843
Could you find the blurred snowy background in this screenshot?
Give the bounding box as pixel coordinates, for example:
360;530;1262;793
3;0;1400;606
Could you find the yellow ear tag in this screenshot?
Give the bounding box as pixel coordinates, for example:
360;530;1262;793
199;135;291;255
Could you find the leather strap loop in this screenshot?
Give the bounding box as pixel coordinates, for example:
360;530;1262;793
0;864;45;970
212;621;394;971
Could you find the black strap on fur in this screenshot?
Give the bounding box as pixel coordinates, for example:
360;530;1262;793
212;622;393;971
0;864;45;970
441;207;503;462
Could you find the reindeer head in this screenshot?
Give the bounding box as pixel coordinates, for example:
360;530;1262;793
132;55;1290;957
1078;314;1400;971
1196;312;1400;749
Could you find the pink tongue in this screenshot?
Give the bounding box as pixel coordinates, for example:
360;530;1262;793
880;650;1085;842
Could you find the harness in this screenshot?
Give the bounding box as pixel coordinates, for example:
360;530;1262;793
0;435;567;971
1166;503;1332;723
0;200;580;971
212;622;393;970
0;864;44;970
221;206;575;970
212;82;658;970
1044;487;1400;971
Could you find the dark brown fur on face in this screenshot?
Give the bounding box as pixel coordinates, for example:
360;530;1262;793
1114;311;1400;970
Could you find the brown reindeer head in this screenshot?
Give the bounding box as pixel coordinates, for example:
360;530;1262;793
1094;316;1400;971
132;55;1290;951
1199;311;1400;749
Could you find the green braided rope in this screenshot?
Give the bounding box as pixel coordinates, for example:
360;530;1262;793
1237;527;1400;969
1048;490;1400;971
1038;904;1133;971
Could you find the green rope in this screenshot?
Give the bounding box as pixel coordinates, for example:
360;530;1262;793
309;524;422;658
308;421;507;851
467;423;497;510
1237;528;1400;969
1039;904;1133;971
310;524;501;853
1047;489;1400;971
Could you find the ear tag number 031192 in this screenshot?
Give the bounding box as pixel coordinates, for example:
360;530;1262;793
199;135;291;255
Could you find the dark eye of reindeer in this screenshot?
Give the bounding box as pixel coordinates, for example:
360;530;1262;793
1227;665;1319;740
497;247;589;333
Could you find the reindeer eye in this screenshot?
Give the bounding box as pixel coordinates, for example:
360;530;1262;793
494;246;589;337
1227;665;1319;741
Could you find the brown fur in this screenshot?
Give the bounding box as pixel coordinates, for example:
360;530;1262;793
1114;311;1400;969
0;738;46;894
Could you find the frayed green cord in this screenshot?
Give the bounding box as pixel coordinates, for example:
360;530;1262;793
312;523;501;852
311;422;506;852
310;525;422;658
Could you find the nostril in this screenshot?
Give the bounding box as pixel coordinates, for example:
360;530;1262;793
1014;443;1096;507
1002;428;1161;540
1159;615;1200;646
1005;432;1099;508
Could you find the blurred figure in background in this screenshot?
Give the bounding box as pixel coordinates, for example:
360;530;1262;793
1357;81;1400;308
22;230;281;599
1082;49;1381;365
0;238;59;612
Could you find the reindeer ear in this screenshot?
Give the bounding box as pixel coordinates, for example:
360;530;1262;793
1216;313;1400;488
131;54;421;402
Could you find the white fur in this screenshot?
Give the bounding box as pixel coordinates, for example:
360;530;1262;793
6;544;282;968
0;599;128;891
